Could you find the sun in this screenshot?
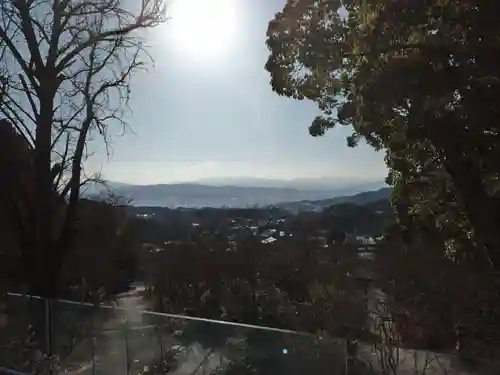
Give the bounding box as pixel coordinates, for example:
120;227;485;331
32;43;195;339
167;0;240;61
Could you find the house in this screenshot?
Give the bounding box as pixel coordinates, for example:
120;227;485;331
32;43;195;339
261;237;277;245
356;236;376;245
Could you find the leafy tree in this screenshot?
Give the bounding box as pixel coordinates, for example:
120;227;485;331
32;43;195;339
144;212;372;341
0;0;166;298
373;227;500;361
265;0;500;271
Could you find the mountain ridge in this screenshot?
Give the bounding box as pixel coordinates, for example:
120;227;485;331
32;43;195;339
272;187;392;212
192;176;385;191
87;180;388;208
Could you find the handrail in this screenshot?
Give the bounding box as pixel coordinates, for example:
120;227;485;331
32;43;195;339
0;367;26;375
5;292;311;337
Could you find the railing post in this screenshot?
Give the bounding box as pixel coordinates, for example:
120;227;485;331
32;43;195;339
158;326;164;372
344;339;348;375
124;317;130;375
45;297;55;375
91;336;96;375
90;305;96;375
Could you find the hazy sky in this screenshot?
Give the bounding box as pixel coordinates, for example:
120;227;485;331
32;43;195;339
87;0;387;184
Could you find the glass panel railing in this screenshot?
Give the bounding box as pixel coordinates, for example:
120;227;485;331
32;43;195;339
2;292;498;374
1;293;346;375
50;298;102;374
0;294;50;374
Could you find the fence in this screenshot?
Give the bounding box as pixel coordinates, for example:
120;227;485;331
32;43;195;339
0;292;496;375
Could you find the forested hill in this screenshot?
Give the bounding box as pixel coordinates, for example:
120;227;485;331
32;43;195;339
274;187;391;213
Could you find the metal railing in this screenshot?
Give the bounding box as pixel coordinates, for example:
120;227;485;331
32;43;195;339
0;292;496;375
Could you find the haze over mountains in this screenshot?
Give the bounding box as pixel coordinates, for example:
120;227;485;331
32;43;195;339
193;176;385;191
88;177;387;208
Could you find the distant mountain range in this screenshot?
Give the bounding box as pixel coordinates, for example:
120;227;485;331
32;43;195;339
193;176;385;191
86;178;388;208
272;187;392;213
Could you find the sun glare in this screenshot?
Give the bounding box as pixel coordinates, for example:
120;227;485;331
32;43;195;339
167;0;240;61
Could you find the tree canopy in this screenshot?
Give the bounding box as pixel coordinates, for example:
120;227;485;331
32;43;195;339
266;0;500;271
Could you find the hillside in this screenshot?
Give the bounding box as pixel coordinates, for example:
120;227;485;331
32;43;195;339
273;187;392;213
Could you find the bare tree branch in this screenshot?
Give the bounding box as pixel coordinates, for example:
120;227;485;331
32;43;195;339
0;0;167;297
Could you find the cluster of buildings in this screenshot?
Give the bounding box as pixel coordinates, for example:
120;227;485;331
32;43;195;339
135;208;383;261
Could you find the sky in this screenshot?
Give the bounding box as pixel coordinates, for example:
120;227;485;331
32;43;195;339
86;0;388;185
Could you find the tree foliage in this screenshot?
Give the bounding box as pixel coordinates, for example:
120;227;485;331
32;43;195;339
266;0;500;360
137;207;380;342
266;0;500;271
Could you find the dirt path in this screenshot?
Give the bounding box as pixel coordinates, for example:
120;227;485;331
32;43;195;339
63;285;222;375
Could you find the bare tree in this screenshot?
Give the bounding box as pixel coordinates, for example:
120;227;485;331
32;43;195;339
0;0;166;297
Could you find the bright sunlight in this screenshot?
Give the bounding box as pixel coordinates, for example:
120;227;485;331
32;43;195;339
167;0;241;61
